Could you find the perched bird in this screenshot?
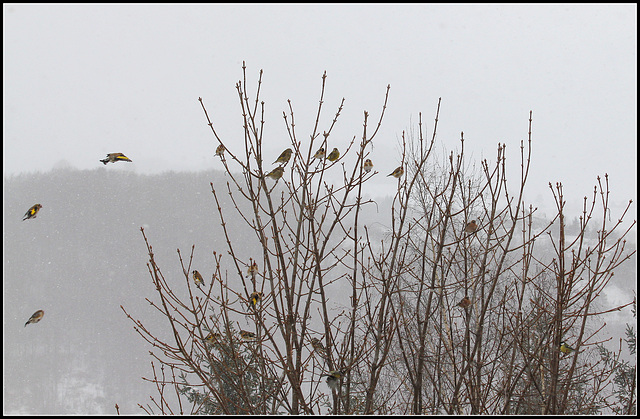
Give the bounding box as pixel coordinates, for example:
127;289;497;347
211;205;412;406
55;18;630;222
322;371;344;391
363;159;374;173
457;296;472;309
388;166;404;178
313;147;326;160
22;204;43;221
273;148;293;165
464;220;478;234
560;342;575;354
100;153;132;165
240;330;256;341
265;166;285;181
326;148;340;162
249;291;264;307
311;337;328;359
192;270;205;287
204;332;221;344
24;310;45;327
215;144;226;157
247;261;259;279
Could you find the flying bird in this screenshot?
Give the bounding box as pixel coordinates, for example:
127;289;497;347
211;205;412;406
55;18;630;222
215;144;226;157
100;153;132;165
363;159;374;173
265;166;285;180
192;270;205;287
388;166;404;178
322;371;344;391
464;220;478;234
22;204;43;221
24;310;45;327
313;147;326;160
457;296;472;309
326;148;340;162
273;148;293;165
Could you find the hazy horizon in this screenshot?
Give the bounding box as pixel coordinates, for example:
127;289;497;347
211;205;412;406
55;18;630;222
4;4;636;214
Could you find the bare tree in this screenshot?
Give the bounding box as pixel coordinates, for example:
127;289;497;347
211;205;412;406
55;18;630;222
385;112;636;415
122;63;636;415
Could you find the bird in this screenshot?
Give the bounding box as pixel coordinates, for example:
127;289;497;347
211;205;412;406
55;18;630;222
457;296;471;309
364;159;374;173
240;330;256;341
247;261;259;278
311;337;328;359
464;220;478;234
100;153;132;165
24;310;45;327
326;148;340;162
388;166;404;178
265;166;285;181
22;204;43;221
249;291;264;308
560;342;575;354
192;270;205;287
313;147;326;160
204;332;221;344
215;144;226;157
273;148;293;165
322;371;344;391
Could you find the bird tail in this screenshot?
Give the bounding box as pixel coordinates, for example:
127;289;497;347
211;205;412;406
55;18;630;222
100;159;108;165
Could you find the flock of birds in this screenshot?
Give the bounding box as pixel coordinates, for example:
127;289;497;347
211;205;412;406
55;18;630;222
20;148;358;389
211;144;408;390
21;153;133;328
19;147;574;391
193;260;344;390
215;144;405;181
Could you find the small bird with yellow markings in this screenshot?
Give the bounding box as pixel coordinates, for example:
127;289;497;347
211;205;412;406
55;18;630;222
240;330;256;341
560;342;575;354
273;148;293;165
265;166;285;181
249;291;264;308
313;147;326;160
464;220;478;234
457;296;471;309
326;148;340;162
364;159;374;173
215;144;226;157
204;332;221;345
192;270;205;287
311;337;328;359
100;153;132;165
24;310;45;327
22;204;43;221
322;371;344;390
388;166;404;178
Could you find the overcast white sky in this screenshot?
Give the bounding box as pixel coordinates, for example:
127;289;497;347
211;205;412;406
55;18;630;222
3;3;637;216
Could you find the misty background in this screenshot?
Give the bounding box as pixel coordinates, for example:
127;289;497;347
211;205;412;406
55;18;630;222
3;166;636;414
3;4;636;213
3;4;637;414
